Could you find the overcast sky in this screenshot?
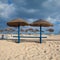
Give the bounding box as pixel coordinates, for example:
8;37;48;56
0;0;60;34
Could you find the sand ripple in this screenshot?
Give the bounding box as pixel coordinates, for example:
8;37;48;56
0;40;60;60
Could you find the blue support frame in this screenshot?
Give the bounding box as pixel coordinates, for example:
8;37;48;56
40;26;42;43
18;25;20;43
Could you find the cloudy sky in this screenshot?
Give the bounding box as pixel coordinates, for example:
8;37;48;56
0;0;60;34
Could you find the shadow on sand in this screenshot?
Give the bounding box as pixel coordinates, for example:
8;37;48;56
0;38;60;43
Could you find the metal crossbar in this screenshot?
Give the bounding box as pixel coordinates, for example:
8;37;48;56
13;36;47;38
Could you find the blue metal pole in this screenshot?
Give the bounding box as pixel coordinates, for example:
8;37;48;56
40;26;42;43
18;25;20;43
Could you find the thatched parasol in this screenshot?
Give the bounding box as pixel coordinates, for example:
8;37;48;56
30;19;53;43
41;30;44;32
20;28;24;32
34;29;39;32
47;28;54;32
25;28;34;32
7;18;29;43
30;19;53;27
28;28;33;32
5;27;15;33
0;30;4;32
5;27;13;31
25;29;28;32
7;18;28;27
0;30;4;39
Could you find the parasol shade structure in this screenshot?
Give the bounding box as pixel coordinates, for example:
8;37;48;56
5;27;13;31
34;29;44;32
30;19;53;43
25;28;34;32
34;29;39;32
7;18;29;27
20;28;24;32
0;30;4;35
7;18;29;43
4;27;15;34
25;29;28;32
28;28;34;32
0;30;4;39
47;28;54;32
35;29;39;31
0;30;4;32
30;19;53;27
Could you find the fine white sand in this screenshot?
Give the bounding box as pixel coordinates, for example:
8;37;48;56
0;34;60;60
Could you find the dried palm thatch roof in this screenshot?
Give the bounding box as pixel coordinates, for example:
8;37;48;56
30;19;53;27
20;28;24;32
7;18;29;27
0;30;4;32
47;28;54;32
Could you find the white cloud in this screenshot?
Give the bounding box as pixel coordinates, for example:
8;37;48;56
20;7;39;13
27;18;37;23
26;9;38;13
42;0;60;9
13;0;27;6
46;16;56;23
0;1;16;18
46;16;60;24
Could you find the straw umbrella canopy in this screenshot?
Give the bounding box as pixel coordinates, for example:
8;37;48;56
47;28;54;32
7;18;28;27
34;29;44;34
41;30;44;32
28;28;33;30
20;28;24;32
20;28;25;34
30;19;53;43
0;30;3;32
25;29;28;32
34;29;44;32
34;29;39;32
30;19;53;27
28;28;34;32
25;28;34;32
0;30;4;39
0;30;4;33
33;29;39;34
4;27;15;33
7;18;29;43
5;27;13;31
46;28;54;35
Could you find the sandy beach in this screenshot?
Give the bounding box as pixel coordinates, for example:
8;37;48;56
1;0;60;60
0;34;60;60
